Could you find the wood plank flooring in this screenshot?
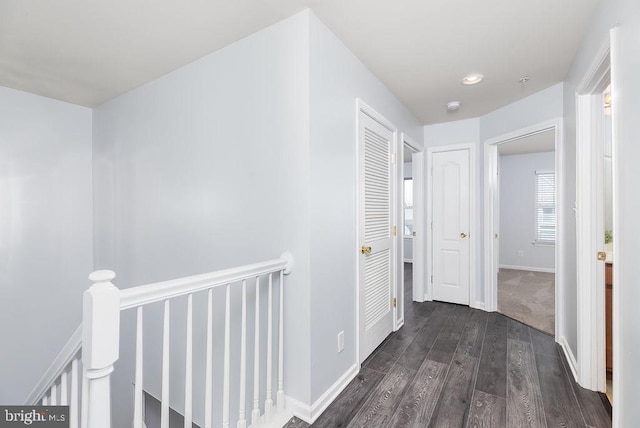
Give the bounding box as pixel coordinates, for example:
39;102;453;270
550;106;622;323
286;264;611;428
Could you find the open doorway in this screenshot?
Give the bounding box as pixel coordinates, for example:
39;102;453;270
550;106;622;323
400;134;424;310
496;131;556;335
483;120;563;340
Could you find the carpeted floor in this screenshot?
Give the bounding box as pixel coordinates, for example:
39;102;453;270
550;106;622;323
497;268;555;335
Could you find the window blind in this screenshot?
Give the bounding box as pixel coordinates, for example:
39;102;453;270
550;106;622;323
535;171;555;242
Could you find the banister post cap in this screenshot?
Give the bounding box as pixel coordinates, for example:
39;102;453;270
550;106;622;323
89;270;116;283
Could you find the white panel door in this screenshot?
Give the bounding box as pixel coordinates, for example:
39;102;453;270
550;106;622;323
432;149;470;305
359;113;395;363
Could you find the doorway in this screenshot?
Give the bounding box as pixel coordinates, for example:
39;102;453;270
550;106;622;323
400;134;425;311
484;120;563;339
495;131;556;335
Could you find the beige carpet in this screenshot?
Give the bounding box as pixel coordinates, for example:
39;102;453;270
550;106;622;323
497;269;555;335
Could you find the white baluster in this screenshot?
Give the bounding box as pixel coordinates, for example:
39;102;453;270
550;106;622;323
42;394;48;406
70;359;79;428
83;270;120;428
60;371;68;405
238;280;247;428
204;289;213;428
50;384;57;405
81;368;88;428
277;270;285;412
134;306;144;428
251;277;261;426
265;273;273;420
222;284;231;428
184;294;193;428
161;300;170;428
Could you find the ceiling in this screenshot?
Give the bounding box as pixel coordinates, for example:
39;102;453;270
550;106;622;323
498;129;555;156
0;0;598;124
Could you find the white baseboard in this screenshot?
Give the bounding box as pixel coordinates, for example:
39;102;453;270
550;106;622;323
558;336;579;382
499;264;555;274
289;363;359;424
471;301;486;310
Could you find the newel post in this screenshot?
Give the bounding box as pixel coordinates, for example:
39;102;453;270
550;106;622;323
82;270;120;428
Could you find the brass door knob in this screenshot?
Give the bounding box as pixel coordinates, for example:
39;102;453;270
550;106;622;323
361;246;372;254
460;232;468;238
597;251;607;261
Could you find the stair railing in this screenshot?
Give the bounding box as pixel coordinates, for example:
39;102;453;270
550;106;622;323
27;252;294;428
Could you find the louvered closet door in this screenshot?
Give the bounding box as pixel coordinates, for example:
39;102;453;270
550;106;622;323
359;112;395;363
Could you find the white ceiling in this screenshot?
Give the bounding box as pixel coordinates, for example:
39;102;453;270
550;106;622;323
0;0;598;124
498;129;555;156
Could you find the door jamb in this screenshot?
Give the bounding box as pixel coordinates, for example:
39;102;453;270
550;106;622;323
426;143;477;306
355;98;399;365
575;31;617;394
401;134;425;307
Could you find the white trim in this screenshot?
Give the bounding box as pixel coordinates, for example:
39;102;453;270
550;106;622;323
288;363;359;424
483;119;563;344
558;336;579;382
499;265;556;274
471;301;486;311
500;264;556;273
575;34;612;394
401;134;425;305
25;325;82;404
403;259;414;263
426;142;477;305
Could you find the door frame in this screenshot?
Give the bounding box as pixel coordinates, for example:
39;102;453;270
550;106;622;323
401;134;425;307
426;143;477;305
355;99;399;365
575;29;619;396
483;119;564;337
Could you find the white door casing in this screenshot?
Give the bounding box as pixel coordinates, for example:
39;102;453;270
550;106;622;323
357;107;396;363
431;149;471;305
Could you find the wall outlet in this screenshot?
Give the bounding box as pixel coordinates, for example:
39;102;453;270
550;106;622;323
338;331;345;353
517;250;524;257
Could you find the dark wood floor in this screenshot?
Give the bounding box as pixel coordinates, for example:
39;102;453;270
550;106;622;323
286;264;611;428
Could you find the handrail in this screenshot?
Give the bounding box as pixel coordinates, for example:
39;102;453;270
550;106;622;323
119;252;294;310
25;251;295;411
24;325;82;404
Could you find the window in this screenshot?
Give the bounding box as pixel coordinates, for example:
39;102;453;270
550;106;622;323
404;178;413;236
535;171;555;243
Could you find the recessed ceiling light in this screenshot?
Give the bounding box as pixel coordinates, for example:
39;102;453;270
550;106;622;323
462;74;483;85
447;101;461;111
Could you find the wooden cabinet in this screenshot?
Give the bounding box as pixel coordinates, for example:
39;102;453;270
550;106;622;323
606;262;613;374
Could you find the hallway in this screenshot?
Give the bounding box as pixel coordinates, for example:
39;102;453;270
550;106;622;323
286;265;611;427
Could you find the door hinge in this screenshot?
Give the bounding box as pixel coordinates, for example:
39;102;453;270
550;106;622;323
392;225;397;236
392;297;397;308
391;153;397;164
431;275;433;283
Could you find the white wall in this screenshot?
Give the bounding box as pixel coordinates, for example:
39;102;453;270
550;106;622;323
499;152;555;271
93;12;312;427
423;87;563;307
308;12;423;404
563;0;640;424
0;86;93;403
403;162;413;261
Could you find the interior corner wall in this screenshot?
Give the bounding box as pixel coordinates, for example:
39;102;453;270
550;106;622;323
92;11;312;427
422;85;563;308
308;12;423;405
499;152;556;271
563;0;640;424
0;86;93;403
